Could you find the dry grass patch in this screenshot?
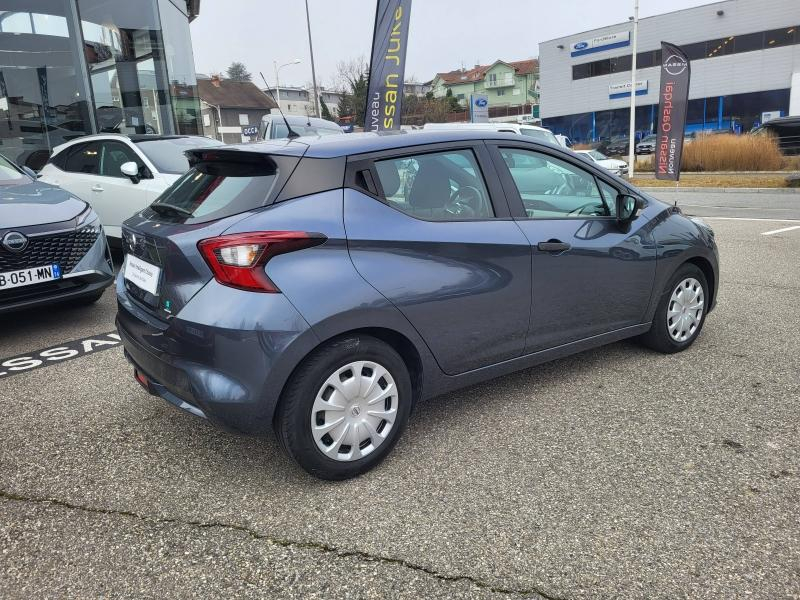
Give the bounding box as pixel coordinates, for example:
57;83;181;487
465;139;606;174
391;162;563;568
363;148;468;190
630;175;789;188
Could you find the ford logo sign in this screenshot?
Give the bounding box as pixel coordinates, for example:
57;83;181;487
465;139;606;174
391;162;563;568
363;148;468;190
475;98;488;107
574;41;589;50
2;231;28;253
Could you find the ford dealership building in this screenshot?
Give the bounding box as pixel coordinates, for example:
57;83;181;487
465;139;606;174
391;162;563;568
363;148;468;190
539;0;800;143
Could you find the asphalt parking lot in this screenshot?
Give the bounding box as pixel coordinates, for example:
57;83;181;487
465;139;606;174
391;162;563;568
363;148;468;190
1;192;798;599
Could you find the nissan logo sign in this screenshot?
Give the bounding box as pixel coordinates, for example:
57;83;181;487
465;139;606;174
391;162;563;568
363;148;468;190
2;231;28;253
663;54;688;76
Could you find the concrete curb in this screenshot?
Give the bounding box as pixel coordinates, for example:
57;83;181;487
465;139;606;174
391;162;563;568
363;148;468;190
639;187;800;194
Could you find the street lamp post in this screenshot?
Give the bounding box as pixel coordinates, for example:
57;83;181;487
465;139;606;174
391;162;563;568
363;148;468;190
628;0;639;179
304;0;321;118
274;59;302;109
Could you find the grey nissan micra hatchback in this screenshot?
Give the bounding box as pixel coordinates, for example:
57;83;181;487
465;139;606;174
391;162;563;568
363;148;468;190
117;130;719;480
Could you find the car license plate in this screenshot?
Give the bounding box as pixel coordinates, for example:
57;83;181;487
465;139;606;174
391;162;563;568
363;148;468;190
124;254;161;296
0;264;61;290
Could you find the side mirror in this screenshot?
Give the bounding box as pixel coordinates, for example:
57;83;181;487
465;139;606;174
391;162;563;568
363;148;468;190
22;166;40;179
120;161;140;184
616;193;644;224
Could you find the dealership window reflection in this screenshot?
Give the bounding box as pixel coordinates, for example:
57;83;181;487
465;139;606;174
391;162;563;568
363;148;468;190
0;2;93;170
78;0;173;135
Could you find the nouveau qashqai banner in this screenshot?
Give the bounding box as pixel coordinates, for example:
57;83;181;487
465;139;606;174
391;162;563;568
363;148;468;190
365;0;412;132
655;42;691;181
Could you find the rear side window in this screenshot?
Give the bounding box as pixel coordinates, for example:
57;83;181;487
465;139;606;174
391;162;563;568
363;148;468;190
373;149;493;220
148;155;292;224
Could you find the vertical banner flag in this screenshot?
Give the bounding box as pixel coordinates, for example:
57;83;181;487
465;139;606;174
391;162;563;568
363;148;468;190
655;42;691;181
365;0;412;131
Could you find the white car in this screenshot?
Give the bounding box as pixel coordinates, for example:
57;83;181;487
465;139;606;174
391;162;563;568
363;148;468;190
39;134;223;240
422;122;560;146
574;149;629;177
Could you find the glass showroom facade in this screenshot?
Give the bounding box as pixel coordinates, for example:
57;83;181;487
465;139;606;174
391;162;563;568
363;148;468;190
0;0;201;170
544;89;792;144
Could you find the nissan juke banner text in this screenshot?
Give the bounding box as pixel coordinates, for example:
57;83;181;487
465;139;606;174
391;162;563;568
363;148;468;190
365;0;412;131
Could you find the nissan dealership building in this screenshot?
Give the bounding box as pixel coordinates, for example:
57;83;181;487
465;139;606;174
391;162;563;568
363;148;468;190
539;0;800;143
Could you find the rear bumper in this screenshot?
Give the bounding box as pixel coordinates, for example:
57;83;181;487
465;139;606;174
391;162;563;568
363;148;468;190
116;278;319;434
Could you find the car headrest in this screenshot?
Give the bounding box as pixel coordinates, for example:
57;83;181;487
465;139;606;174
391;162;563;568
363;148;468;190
409;158;450;209
502;152;515;168
375;161;401;197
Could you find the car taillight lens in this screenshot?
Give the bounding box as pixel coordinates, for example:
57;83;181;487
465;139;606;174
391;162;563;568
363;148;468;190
198;231;326;292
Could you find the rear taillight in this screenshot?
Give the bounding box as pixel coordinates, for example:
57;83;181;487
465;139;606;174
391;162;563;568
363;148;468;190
198;231;325;292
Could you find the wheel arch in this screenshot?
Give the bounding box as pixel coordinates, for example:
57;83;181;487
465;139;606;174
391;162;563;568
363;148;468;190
276;326;426;420
684;255;716;312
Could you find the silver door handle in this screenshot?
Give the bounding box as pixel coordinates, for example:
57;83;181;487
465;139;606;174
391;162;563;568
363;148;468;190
92;185;104;192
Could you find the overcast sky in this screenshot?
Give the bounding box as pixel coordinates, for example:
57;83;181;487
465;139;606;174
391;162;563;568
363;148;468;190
190;0;716;89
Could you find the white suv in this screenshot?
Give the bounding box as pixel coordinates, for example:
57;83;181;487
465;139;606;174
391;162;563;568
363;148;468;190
39;134;222;240
422;122;561;146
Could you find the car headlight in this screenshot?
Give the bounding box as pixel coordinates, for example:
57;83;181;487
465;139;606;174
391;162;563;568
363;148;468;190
77;208;103;235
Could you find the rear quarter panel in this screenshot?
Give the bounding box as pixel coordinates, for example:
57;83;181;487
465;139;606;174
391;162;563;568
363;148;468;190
222;190;443;409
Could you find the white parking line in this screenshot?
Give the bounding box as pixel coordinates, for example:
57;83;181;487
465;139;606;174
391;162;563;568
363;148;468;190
700;217;800;223
761;225;800;236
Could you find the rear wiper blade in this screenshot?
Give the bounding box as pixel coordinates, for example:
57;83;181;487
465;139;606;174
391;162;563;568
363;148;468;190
151;203;194;217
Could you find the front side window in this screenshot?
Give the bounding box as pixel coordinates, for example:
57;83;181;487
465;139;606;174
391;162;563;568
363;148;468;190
99;141;142;178
499;148;611;218
64;142;102;174
374;149;493;220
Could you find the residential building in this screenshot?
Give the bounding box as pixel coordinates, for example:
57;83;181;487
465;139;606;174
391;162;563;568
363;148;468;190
265;85;344;118
540;0;800;143
0;0;203;170
199;75;276;144
404;80;432;98
431;59;539;111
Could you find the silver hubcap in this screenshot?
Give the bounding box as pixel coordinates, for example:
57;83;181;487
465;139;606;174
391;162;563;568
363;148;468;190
667;277;704;342
311;361;398;462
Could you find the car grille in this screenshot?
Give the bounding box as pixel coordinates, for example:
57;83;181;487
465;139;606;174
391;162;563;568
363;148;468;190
0;227;99;274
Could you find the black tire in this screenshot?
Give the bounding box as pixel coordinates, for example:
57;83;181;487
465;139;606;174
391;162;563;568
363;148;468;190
639;263;708;354
274;335;413;480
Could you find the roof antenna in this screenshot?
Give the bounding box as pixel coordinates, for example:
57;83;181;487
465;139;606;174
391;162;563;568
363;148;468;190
259;71;299;139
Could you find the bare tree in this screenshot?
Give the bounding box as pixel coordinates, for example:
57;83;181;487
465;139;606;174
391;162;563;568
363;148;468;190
333;56;369;93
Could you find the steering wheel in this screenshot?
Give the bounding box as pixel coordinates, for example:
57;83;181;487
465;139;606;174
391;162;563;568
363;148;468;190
445;185;482;217
567;201;605;217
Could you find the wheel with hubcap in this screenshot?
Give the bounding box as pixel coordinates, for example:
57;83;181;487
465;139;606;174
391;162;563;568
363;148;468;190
275;335;412;480
640;263;709;353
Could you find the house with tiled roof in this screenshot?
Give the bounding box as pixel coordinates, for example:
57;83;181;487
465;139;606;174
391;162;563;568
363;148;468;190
430;59;540;111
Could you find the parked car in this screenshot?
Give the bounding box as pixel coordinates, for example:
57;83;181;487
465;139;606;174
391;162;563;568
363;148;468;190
0;153;113;314
635;134;657;155
554;134;573;149
259;114;344;140
574;149;629;177
423;122;560;146
752;116;800;155
117;130;719;480
605;136;630;156
39;134;223;241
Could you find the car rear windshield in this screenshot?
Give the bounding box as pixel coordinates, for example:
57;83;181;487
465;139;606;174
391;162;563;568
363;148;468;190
520;128;559;145
149;156;283;224
135;137;223;174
